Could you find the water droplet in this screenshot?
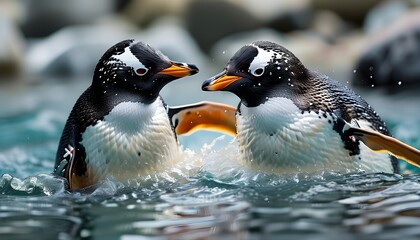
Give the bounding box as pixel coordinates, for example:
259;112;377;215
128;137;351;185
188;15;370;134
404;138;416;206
103;91;107;94
370;75;373;79
371;84;375;88
277;66;281;70
398;81;402;85
369;66;373;71
222;50;226;54
353;70;357;73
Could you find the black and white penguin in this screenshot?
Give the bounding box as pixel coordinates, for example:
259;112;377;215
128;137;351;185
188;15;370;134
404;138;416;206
54;39;199;190
202;40;403;174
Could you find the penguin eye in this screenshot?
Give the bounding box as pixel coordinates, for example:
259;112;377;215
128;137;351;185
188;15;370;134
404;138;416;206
252;68;264;77
135;68;148;76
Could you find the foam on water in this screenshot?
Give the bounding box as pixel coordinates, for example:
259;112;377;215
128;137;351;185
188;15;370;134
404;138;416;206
1;136;420;239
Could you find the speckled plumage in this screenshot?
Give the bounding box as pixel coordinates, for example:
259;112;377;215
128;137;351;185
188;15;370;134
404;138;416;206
203;41;398;173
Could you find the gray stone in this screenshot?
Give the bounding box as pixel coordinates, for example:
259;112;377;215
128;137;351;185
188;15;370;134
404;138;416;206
184;0;261;53
353;10;420;91
364;0;420;33
238;0;313;33
312;0;384;26
311;10;353;43
120;0;189;27
21;0;117;37
0;15;24;78
24;24;134;78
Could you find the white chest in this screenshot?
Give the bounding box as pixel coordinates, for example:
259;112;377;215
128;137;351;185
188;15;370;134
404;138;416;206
80;100;179;181
236;97;393;173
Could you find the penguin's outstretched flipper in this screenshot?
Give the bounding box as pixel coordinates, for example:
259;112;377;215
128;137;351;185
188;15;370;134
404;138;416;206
168;101;237;136
344;120;420;167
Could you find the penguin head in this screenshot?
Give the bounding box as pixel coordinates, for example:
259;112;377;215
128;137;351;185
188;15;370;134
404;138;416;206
93;39;199;103
202;41;307;107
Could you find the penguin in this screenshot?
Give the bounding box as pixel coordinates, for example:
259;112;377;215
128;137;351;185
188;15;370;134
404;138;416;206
201;41;420;174
54;39;199;190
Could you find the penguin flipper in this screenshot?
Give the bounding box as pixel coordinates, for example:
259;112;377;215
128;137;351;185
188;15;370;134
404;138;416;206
55;119;94;191
66;146;94;191
344;122;420;168
56;141;93;191
168;101;237;136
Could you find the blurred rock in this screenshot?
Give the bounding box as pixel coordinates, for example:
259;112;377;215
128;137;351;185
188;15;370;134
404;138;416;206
364;0;419;33
266;10;313;33
353;10;420;91
24;23;135;78
0;15;24;78
23;17;208;83
312;0;383;26
311;10;353;43
120;0;190;27
236;0;312;33
184;0;261;54
283;31;367;82
0;0;22;24
239;0;310;21
21;0;117;38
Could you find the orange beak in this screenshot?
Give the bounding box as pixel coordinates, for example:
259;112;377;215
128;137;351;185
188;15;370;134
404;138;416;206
159;62;199;78
202;72;242;91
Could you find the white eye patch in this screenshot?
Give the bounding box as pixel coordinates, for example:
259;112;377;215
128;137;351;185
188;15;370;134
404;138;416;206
248;46;276;77
112;47;148;75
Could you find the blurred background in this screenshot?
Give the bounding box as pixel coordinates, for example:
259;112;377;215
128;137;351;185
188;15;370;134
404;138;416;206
0;0;419;161
1;2;420;238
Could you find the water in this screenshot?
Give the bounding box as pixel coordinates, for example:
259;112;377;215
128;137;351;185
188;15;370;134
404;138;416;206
1;79;420;240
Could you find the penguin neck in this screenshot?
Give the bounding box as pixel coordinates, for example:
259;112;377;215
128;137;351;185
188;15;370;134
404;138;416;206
238;96;301;136
239;79;311;109
235;86;268;108
90;77;161;105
